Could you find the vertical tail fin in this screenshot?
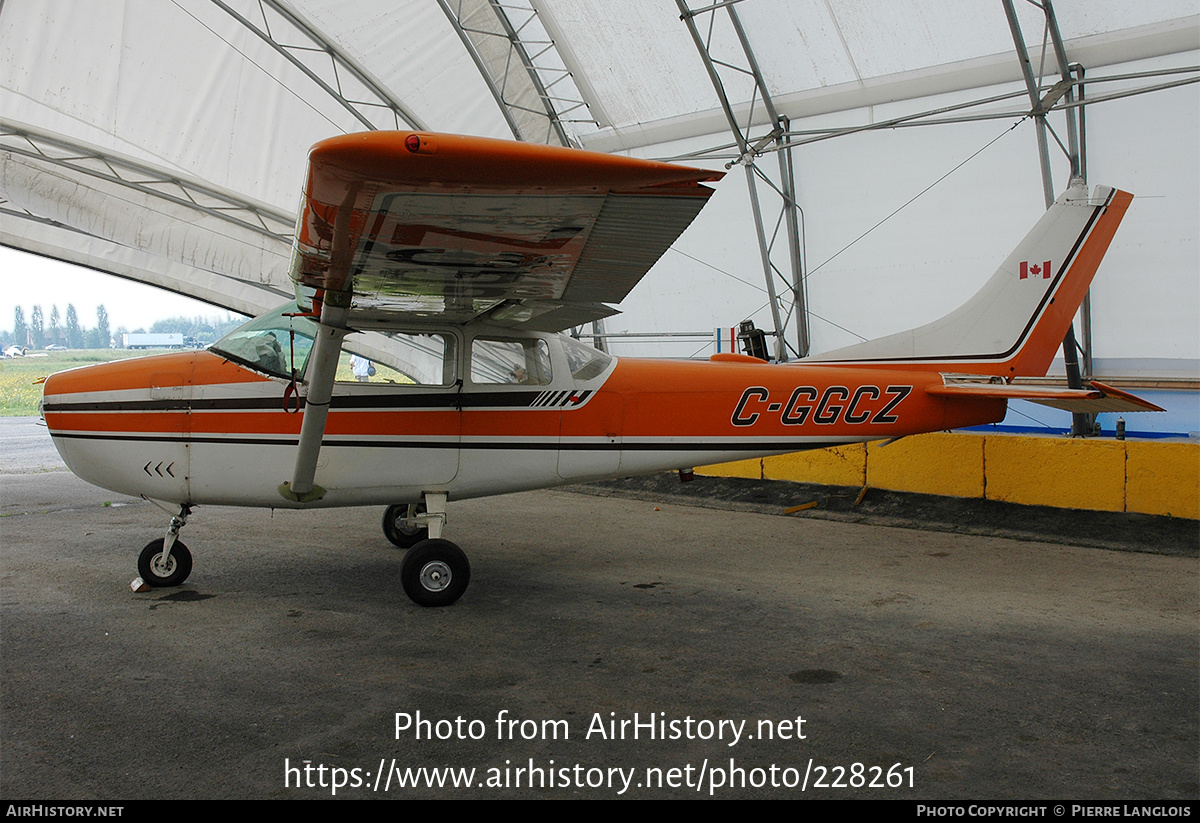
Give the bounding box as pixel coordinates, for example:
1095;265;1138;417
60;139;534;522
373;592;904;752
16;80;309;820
806;183;1132;377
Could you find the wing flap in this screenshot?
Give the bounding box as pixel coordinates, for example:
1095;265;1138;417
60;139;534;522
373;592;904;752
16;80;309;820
562;193;712;304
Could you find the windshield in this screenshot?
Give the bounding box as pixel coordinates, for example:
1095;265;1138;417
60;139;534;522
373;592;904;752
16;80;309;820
561;335;613;381
210;305;317;378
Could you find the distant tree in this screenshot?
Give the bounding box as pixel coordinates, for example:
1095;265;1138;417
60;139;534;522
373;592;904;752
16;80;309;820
150;317;192;335
213;316;243;341
149;314;234;345
13;306;27;349
96;305;111;349
29;306;44;349
112;325;128;349
49;305;61;347
65;304;83;348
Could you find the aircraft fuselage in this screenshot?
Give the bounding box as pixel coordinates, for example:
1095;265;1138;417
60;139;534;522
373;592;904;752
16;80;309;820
41;334;1004;509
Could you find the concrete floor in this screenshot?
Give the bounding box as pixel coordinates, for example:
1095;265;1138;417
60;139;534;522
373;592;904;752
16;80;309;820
1;418;1197;799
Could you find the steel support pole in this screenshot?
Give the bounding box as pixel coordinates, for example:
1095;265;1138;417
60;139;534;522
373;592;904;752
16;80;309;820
676;0;808;360
776;116;809;356
1042;4;1095;429
1002;0;1092;436
1074;65;1093;378
744;165;789;361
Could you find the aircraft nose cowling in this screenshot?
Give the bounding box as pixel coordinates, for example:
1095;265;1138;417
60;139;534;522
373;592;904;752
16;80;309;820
41;353;198;503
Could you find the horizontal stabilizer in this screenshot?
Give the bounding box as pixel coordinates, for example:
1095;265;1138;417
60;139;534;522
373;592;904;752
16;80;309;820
927;380;1164;413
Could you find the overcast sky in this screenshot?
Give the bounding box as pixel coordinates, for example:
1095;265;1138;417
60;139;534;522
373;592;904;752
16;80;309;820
1;246;243;334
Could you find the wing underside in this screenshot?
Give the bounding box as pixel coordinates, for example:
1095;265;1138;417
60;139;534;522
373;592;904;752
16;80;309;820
290;132;722;331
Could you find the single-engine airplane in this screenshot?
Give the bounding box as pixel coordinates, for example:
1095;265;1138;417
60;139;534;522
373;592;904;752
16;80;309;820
40;131;1160;606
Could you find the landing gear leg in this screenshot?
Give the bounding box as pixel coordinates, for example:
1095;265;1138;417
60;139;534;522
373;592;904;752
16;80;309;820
382;502;428;548
138;504;194;587
400;492;470;607
421;492;447;539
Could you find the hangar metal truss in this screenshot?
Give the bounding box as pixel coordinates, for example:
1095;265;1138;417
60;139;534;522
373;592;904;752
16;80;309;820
678;0;808;362
0;120;293;316
436;0;591;146
668;0;1198;384
211;0;426;131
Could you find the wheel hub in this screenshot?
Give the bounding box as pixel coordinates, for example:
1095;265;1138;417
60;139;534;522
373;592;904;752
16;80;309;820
151;553;177;576
419;560;452;592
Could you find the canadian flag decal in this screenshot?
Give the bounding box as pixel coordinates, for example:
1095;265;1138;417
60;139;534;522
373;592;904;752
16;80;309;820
1020;260;1052;280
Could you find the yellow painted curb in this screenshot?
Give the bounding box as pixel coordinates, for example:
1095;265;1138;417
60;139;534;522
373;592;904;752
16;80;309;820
984;435;1127;511
763;444;866;487
1126;440;1200;519
696;457;762;480
696;432;1199;519
867;433;984;498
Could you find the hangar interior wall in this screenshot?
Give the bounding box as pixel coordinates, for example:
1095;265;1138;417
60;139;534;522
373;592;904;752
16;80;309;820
1;2;1196;385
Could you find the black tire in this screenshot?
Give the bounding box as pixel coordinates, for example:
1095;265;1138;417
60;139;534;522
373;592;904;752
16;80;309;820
383;503;428;549
401;539;470;607
138;538;193;587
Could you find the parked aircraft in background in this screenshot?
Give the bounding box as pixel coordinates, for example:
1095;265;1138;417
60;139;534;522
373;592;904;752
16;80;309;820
40;132;1158;606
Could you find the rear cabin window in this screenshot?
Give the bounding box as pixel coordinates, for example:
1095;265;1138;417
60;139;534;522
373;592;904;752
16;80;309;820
470;338;552;386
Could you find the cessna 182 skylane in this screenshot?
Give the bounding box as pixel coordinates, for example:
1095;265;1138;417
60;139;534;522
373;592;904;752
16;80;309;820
41;131;1159;606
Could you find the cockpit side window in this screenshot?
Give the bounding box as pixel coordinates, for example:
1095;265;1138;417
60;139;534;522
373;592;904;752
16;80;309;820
212;304;462;385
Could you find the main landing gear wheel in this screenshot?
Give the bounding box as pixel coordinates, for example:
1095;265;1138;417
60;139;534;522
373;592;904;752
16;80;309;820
383;503;427;548
401;539;470;607
138;538;193;587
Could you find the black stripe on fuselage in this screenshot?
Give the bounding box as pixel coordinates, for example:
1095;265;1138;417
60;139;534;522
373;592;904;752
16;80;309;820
47;430;850;453
42;389;554;414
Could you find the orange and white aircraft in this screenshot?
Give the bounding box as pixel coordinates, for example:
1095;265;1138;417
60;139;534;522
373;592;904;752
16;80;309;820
40;132;1159;606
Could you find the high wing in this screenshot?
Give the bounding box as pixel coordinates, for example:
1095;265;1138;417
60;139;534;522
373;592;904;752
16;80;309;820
290;132;724;331
281;132;722;503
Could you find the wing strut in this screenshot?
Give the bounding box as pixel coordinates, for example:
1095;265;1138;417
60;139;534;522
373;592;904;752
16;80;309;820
280;176;362;503
279;291;349;503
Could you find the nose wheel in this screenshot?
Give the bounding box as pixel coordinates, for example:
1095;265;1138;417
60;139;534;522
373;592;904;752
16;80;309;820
136;503;194;587
138;538;193;587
